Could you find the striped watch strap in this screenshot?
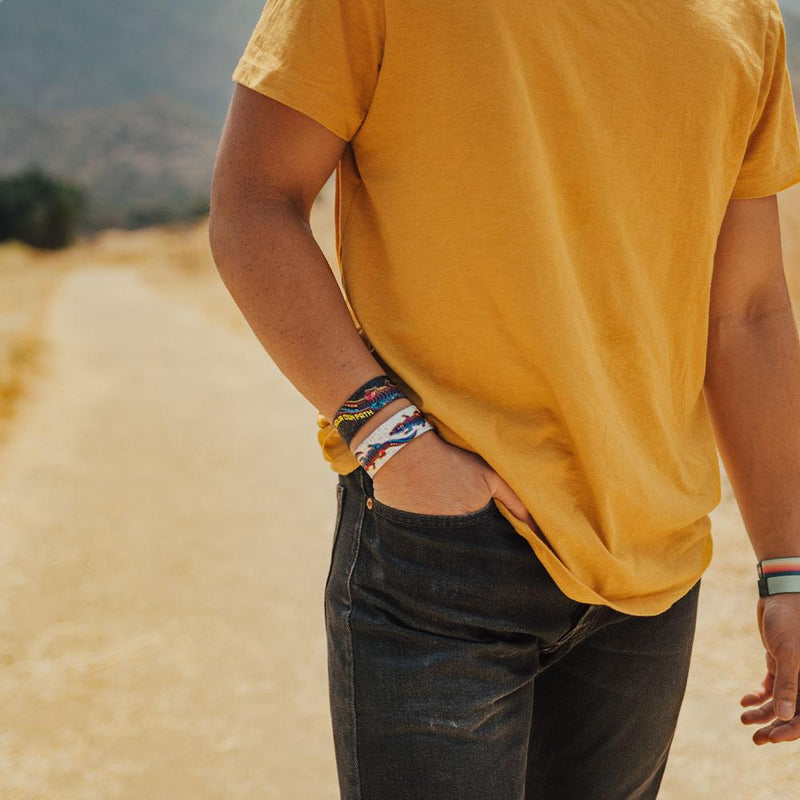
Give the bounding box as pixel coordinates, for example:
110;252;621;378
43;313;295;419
757;557;800;597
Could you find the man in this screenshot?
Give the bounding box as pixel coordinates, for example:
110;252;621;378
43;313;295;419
209;1;800;797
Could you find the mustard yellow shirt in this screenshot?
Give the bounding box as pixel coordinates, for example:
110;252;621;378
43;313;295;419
232;0;800;615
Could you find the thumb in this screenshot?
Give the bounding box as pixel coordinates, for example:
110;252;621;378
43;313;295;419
488;475;535;528
772;643;800;721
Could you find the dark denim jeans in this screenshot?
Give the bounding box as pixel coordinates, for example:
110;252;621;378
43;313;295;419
324;466;701;800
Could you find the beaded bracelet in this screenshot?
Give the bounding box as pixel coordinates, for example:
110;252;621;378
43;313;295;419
333;375;405;447
352;404;435;476
757;557;800;597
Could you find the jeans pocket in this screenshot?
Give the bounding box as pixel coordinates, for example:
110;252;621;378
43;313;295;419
369;495;499;528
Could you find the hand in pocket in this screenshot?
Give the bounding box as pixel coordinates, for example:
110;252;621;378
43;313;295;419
370;430;534;525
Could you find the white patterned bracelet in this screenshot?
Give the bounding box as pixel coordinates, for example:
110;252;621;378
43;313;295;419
352;404;435;476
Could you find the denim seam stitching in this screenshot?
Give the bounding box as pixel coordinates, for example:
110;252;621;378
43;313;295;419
343;471;368;800
539;604;597;654
323;483;346;633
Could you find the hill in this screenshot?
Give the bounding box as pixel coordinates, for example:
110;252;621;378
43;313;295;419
0;96;222;229
0;0;266;228
0;0;265;121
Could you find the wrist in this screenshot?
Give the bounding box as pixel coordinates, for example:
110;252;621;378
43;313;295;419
349;402;436;477
369;426;440;485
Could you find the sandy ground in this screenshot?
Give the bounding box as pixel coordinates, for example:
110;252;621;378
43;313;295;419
1;186;800;797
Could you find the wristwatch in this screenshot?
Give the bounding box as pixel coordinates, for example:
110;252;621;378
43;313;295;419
757;557;800;597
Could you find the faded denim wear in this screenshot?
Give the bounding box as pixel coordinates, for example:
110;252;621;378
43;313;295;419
324;466;701;800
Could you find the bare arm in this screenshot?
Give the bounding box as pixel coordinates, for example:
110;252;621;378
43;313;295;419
703;194;800;744
703;195;800;562
209;84;532;521
209;84;391;423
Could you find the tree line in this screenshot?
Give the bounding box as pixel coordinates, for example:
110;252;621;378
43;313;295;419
0;167;209;250
0;168;85;249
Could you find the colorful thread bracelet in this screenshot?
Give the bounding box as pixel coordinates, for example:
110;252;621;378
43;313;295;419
352;404;435;476
757;557;800;597
333;375;405;447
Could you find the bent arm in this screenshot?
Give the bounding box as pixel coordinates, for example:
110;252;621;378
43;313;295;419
209;84;407;428
703;194;800;560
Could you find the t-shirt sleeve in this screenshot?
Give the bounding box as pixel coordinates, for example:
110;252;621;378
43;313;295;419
230;0;384;142
730;1;800;199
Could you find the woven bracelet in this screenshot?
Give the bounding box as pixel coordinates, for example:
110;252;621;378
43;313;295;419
333;375;405;447
352;404;435;476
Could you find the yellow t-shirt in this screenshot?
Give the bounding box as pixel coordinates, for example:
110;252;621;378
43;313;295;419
232;0;800;615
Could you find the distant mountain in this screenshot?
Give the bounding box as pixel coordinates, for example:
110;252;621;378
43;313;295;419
0;0;265;121
0;0;267;228
0;97;222;228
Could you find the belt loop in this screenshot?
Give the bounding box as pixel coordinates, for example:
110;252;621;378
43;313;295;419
357;465;373;499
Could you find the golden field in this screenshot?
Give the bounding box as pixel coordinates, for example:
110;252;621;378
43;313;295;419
0;182;799;798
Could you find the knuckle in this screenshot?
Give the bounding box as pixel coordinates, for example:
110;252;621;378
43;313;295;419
773;640;800;659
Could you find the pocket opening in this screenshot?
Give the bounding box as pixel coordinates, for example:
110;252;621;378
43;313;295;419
369;496;498;528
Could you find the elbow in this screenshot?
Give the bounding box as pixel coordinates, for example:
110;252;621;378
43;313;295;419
207;176;306;279
207;179;254;277
207;167;230;272
207;205;228;275
208;165;241;273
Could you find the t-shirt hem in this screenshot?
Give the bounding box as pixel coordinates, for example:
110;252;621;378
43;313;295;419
231;59;359;142
494;501;713;617
729;161;800;199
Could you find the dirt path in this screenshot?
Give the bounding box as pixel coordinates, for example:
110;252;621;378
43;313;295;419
0;263;797;798
0;266;339;799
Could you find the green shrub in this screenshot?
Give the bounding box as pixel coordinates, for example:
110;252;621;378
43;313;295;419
0;167;86;250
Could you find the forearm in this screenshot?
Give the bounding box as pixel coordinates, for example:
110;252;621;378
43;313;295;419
209;196;403;426
703;305;800;559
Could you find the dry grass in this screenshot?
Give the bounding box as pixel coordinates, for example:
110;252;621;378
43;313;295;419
0;241;73;443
